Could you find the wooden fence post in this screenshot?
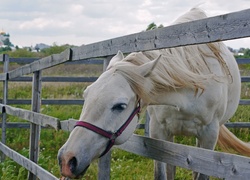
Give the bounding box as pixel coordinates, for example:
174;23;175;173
98;57;112;180
1;54;9;162
98;150;112;180
145;111;150;137
28;70;42;180
102;57;111;72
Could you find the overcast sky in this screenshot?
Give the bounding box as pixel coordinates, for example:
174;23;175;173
1;0;250;49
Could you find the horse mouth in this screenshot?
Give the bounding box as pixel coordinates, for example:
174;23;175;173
61;164;90;179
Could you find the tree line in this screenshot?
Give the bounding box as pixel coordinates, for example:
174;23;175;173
0;44;72;58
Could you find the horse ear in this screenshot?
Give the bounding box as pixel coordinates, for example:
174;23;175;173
138;55;161;77
107;51;124;69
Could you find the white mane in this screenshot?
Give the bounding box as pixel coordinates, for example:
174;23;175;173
112;8;232;104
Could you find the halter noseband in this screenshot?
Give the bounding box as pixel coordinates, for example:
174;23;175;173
74;101;141;157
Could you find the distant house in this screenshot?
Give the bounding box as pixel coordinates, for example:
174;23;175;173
34;43;50;52
237;52;244;56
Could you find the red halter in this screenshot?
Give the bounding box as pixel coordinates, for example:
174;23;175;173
74;101;141;157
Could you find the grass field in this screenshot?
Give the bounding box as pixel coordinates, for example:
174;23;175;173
0;62;250;180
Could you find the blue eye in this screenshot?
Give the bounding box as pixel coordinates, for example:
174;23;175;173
112;103;127;111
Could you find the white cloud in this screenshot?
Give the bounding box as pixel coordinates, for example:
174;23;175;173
142;0;152;6
19;18;49;30
0;0;249;48
19;18;72;32
69;4;84;16
135;9;154;22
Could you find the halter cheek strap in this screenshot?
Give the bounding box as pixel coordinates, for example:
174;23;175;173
74;103;140;157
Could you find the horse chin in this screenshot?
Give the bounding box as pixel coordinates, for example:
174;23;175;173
76;164;90;179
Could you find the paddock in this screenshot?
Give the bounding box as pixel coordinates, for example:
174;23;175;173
1;8;250;179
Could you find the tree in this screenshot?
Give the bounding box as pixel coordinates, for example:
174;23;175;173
158;24;164;28
34;44;40;52
244;48;250;58
3;38;11;46
146;22;157;31
239;47;245;53
5;49;38;57
146;22;164;31
0;46;11;53
41;44;70;56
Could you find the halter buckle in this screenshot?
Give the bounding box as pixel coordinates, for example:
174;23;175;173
110;133;118;140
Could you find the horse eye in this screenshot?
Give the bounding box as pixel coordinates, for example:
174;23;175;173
112;103;127;111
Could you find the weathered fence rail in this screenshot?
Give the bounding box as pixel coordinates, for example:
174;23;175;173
118;135;250;179
1;8;250;179
9;57;103;64
0;104;60;129
0;141;58;180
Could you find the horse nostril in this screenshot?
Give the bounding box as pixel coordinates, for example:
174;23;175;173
69;157;77;173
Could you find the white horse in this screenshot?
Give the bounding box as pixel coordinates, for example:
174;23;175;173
58;8;250;180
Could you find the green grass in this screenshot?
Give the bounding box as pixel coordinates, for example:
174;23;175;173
0;63;250;180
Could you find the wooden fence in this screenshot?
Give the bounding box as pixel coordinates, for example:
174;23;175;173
1;8;250;179
1;57;250;130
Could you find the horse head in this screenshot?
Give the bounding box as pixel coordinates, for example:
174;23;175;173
57;51;160;178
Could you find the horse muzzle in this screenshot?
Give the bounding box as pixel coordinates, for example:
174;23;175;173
58;148;90;179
